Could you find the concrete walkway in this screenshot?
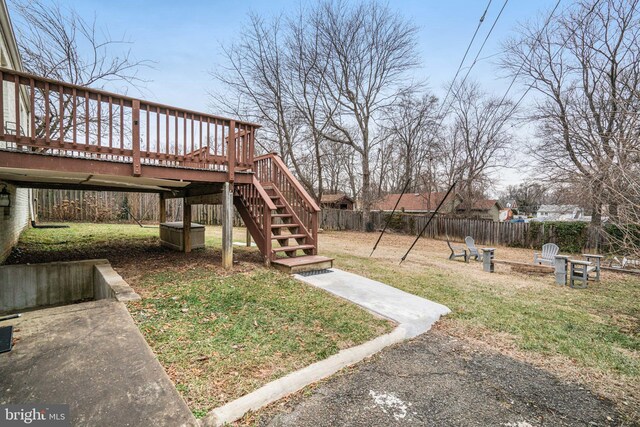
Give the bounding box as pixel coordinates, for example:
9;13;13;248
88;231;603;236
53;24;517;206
295;268;450;337
0;300;197;427
204;268;450;426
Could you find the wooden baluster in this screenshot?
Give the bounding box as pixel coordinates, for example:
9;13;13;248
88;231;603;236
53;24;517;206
85;91;90;147
156;106;160;156
227;120;236;182
199;115;203;163
44;82;50;143
214;120;218;164
96;94;101;149
165;109;169;156
30;79;35;141
14;75;20;141
119;99;123;150
190;113;195;159
107;96;112;152
183;111;187;159
72;89;77;148
174;111;178;158
132;99;141;176
146;105;150;155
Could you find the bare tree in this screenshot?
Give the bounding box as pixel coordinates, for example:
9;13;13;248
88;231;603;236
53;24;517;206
595;146;640;258
310;0;419;228
440;81;515;215
212;0;421;220
501;0;640;225
10;0;149;141
500;181;548;215
381;91;440;193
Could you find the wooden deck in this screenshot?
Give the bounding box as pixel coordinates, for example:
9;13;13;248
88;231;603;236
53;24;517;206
0;68;323;268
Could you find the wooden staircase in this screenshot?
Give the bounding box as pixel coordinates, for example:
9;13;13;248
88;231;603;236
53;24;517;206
234;153;333;273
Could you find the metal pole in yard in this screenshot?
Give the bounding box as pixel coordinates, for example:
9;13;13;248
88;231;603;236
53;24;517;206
399;181;457;264
370;178;411;257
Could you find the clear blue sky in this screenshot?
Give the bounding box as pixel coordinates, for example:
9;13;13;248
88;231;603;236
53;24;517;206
45;0;560;112
13;0;563;192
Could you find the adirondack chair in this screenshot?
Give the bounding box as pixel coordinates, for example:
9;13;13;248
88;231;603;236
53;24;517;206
465;236;482;261
447;240;468;263
534;243;559;266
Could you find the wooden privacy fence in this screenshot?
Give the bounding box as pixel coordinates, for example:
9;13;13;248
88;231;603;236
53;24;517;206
35;192;605;252
36;189;244;226
320;209;604;251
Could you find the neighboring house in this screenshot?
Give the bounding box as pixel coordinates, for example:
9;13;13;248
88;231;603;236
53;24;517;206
457;199;502;222
535;204;585;222
0;0;31;262
499;208;514;222
373;192;463;214
500;199;519;214
320;193;354;210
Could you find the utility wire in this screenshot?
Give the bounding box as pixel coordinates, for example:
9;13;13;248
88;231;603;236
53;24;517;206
434;0;494;121
435;0;510;131
447;0;510;104
482;0;562;129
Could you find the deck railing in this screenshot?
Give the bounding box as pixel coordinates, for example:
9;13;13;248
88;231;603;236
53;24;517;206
0;67;258;178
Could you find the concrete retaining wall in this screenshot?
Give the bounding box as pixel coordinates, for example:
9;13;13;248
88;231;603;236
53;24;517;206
0;259;140;314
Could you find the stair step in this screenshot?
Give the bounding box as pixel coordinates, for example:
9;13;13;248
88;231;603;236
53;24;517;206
269;195;280;199
272;234;306;240
271;223;299;229
272;255;334;274
274;204;286;209
272;244;315;253
272;213;293;218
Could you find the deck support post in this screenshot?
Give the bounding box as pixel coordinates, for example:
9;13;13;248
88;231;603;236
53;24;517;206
222;181;233;269
183;198;191;253
159;193;166;224
246;227;252;247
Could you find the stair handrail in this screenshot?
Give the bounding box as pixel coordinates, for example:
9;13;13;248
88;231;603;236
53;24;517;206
252;176;278;211
254;153;320;212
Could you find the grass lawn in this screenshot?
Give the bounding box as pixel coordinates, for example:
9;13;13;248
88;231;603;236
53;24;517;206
6;223;392;418
317;230;640;421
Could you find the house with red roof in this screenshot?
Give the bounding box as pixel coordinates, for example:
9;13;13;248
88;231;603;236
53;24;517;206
372;192;462;214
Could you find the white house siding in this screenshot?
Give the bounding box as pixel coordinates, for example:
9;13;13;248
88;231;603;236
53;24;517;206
0;0;31;262
0;183;29;262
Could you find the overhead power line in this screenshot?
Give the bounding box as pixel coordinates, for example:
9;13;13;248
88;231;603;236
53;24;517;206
448;0;510;103
435;0;494;119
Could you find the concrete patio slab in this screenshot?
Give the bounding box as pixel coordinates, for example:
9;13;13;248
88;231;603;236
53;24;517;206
0;300;197;427
295;268;451;337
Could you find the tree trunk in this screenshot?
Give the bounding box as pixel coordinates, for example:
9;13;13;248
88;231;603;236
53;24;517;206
361;151;372;231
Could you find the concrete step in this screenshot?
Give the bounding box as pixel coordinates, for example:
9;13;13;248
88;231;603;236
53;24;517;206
272;255;334;274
